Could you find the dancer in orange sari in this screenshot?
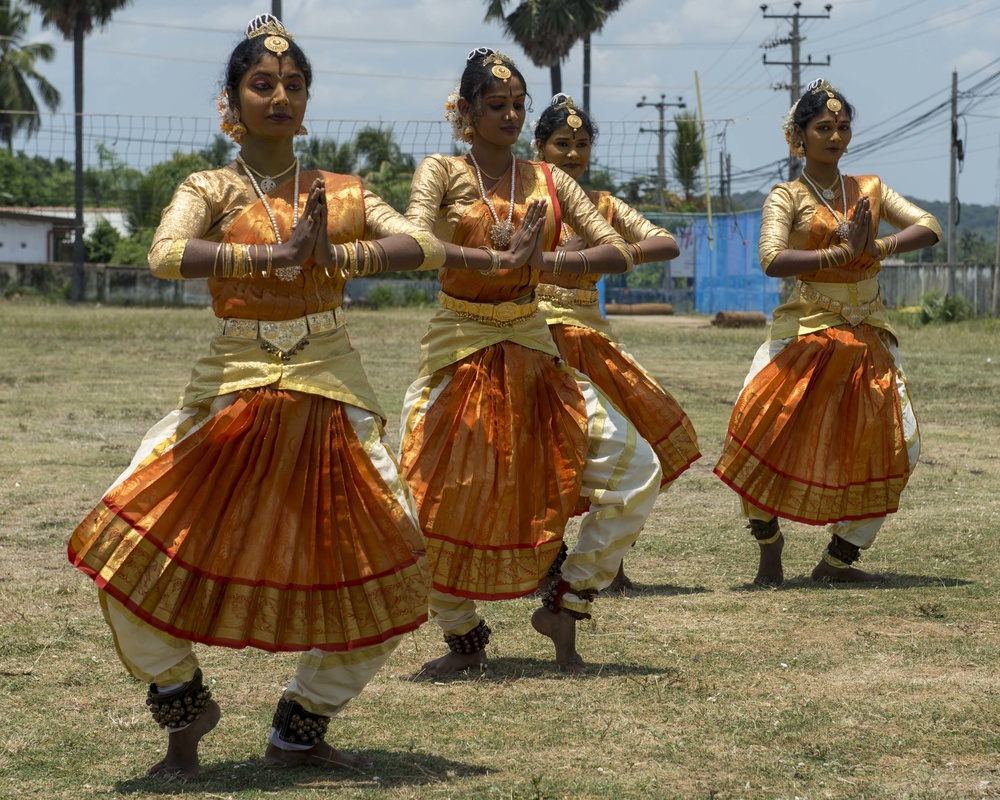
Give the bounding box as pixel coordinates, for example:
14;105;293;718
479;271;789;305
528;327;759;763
401;49;661;677
714;79;941;585
68;16;542;779
534;94;701;592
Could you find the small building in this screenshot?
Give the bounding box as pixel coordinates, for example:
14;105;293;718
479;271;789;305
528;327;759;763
0;207;129;263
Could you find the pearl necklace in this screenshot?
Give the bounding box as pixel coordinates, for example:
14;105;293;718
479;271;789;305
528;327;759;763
468;151;516;249
802;170;850;240
237;155;301;281
239;157;296;193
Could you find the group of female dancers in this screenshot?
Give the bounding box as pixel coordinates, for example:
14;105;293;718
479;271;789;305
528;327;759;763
66;14;941;778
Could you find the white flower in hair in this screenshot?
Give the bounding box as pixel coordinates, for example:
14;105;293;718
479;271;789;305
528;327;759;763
444;84;465;143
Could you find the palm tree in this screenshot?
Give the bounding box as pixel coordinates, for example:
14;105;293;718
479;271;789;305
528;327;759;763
484;0;609;98
671;112;702;205
23;0;133;301
581;0;627;112
0;3;60;151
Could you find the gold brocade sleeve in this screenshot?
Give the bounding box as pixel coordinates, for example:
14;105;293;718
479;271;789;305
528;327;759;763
551;168;624;248
609;196;674;242
758;183;800;273
147;167;249;279
363;189;446;271
406;155;451;233
880;183;942;241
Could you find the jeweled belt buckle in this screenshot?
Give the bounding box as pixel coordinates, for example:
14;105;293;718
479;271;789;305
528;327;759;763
493;301;520;323
259;318;309;360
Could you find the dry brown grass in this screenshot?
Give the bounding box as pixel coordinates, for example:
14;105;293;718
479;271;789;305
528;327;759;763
1;303;998;799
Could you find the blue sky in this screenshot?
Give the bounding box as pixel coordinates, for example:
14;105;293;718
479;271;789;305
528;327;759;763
19;0;1000;206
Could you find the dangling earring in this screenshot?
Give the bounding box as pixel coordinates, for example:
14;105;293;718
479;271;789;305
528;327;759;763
296;124;308;136
791;138;805;159
843;146;849;154
462;118;475;144
231;108;247;142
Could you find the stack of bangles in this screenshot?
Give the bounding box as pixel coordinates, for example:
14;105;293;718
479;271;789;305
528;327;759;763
331;240;390;279
875;234;899;261
209;241;391;280
213;242;267;279
628;242;645;265
551;250;592;275
816;242;855;271
477;246;501;276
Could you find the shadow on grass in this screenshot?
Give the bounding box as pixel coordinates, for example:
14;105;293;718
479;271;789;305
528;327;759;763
601;582;711;598
731;573;975;591
114;749;488;795
408;655;674;684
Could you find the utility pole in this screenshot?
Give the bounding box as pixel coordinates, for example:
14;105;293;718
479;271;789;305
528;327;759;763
637;94;686;214
761;2;832;180
272;0;282;19
948;70;960;268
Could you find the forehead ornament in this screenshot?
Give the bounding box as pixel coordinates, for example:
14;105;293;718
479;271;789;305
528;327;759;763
483;51;513;82
246;13;292;55
552;93;583;129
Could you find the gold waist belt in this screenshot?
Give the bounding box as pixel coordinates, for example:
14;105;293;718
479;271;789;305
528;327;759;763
217;307;345;360
798;282;883;327
437;291;537;327
535;284;600;307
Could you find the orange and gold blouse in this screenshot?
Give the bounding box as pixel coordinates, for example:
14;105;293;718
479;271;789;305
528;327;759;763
759;174;941;341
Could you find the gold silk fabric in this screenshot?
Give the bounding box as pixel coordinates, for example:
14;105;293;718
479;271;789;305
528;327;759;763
406;155;624;304
714;174;940;524
760;175;942;342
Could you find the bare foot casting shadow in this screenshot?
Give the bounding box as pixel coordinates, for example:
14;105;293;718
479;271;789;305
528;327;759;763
114;750;488;794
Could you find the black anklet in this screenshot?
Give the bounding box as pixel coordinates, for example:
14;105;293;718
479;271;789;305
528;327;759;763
826;534;861;565
748;517;780;541
443;619;492;654
547;541;569;576
146;668;213;729
272;697;330;746
539;578;593;620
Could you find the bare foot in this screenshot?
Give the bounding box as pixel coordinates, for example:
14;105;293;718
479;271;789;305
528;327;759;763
147;699;221;778
264;741;373;770
417;649;487;679
607;560;633;595
812;559;887;583
531;607;586;673
754;534;784;587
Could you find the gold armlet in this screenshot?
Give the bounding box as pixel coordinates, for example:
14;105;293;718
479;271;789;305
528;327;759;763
410;229;446;272
158;239;188;280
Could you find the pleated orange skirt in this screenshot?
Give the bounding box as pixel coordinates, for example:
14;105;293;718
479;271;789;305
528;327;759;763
69;388;429;652
399;341;589;600
714;325;911;524
549;323;701;487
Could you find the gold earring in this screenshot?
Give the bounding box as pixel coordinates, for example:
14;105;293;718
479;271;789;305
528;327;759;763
463;125;475;144
296;124;308;136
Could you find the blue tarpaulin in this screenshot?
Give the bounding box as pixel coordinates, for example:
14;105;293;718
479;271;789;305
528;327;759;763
694;210;781;315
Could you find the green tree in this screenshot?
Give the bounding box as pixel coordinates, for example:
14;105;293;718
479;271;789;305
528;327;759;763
671;111;702;205
199;134;234;169
296;136;355;173
124;151;212;234
23;0;134;300
484;0;610;97
84;216;119;262
0;2;60;151
353;127;415;212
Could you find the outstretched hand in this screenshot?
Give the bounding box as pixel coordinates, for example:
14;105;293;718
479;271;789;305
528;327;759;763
505;199;547;270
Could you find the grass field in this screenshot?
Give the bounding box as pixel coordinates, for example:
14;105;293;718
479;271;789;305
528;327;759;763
1;302;998;800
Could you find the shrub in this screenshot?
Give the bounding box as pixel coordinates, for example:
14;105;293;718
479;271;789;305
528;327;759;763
920;291;971;324
366;284;398;309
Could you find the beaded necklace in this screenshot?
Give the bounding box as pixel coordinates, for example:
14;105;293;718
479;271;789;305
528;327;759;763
468;151;516;249
237;155;301;281
801;170;850;240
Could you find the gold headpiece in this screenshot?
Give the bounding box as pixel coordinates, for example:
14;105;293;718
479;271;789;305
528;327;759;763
246;13;292;55
552;93;583;129
483;50;513;81
806;78;842;113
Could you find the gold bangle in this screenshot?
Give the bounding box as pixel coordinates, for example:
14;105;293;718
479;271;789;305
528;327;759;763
212;243;223;277
578;251;591;275
460;246;470;270
553;250;566;275
477;245;500;276
630;242;644;265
